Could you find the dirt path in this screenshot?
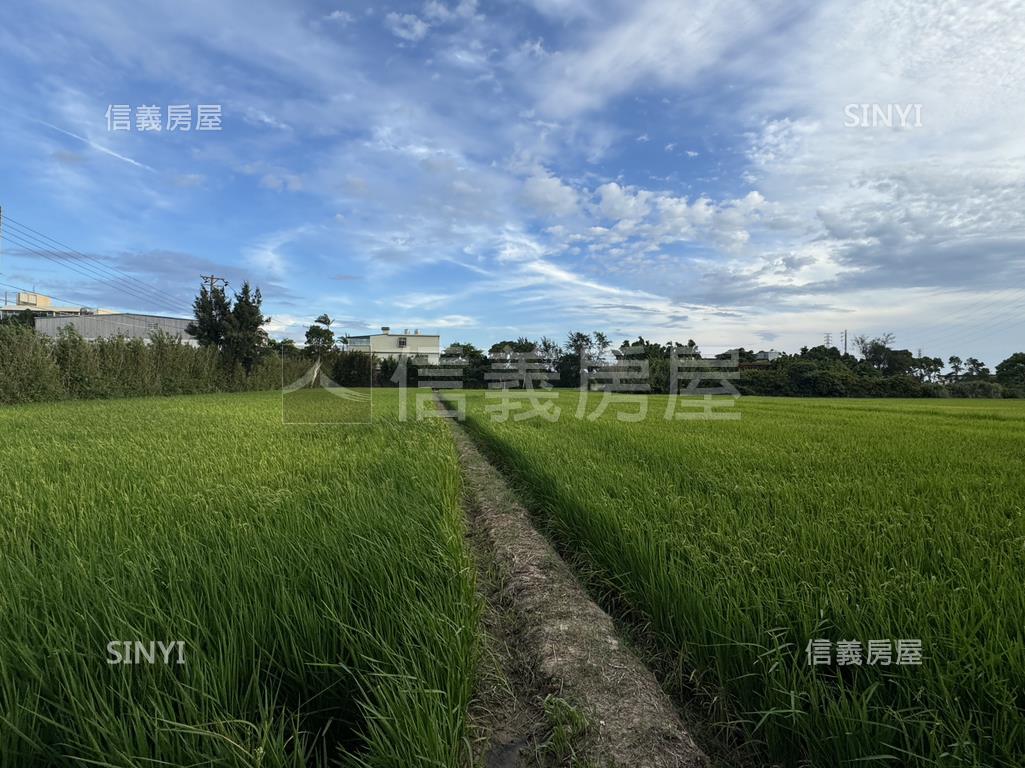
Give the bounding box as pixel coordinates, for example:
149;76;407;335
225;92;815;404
448;415;709;768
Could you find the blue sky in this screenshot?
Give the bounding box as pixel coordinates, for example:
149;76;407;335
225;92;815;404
1;0;1023;364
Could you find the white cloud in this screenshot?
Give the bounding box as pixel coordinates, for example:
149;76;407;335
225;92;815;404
523;171;580;217
325;9;353;24
384;12;429;41
423;0;478;21
533;0;786;117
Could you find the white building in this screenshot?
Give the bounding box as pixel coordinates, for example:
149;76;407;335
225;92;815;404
345;327;441;364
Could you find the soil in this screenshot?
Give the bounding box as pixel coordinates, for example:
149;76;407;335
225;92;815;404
449;414;709;768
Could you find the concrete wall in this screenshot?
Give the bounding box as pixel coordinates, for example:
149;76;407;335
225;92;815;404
346;331;441;364
34;314;197;345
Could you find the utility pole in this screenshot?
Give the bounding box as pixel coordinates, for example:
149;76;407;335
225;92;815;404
824;332;832;348
200;274;229;294
842;329;848;356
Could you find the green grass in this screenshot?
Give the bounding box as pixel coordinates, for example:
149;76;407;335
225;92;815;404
0;389;479;767
455;392;1025;767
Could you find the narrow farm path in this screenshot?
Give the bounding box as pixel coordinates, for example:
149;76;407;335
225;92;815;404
446;413;709;768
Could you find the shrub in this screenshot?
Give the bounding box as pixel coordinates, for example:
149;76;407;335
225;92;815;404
0;325;62;404
948;380;1004;399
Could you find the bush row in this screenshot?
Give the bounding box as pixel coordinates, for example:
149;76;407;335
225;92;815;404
0;325;308;406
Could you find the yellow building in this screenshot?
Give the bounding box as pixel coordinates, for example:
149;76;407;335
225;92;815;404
0;291;113;319
344;327;441;364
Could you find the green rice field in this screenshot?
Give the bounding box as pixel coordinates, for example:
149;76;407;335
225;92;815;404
0;389;478;767
3;388;1024;767
455;392;1025;767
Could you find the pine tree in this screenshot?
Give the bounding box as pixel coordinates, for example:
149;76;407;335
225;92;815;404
186;285;231;349
225;282;268;374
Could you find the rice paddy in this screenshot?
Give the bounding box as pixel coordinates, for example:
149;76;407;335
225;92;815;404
4;387;1024;767
455;392;1025;767
0;389;478;767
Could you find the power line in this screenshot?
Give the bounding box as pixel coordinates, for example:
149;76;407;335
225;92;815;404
1;229;190;316
909;288;1025;355
910;286;1025;350
922;312;1025;360
0;279;107;312
1;215;191;314
2;223;189;315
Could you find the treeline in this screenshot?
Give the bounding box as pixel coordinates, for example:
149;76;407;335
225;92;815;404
738;335;1025;398
0;282;307;406
5;299;1024;405
328;330;1023;399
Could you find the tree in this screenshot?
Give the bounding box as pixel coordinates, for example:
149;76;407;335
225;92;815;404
446;342;488;388
717;347;757;363
947;355;963;381
799;345;842;363
186;284;231;349
592;331;611;362
304;314;335;358
537;336;563;372
995;352;1025;389
376;355;399;386
488;337;536;361
267;338;299;356
565;331;593;358
854;333;896;371
964;357;990;380
911;356;944;383
224;282;268;374
331;351;372;386
882;348;915;377
674;339;701;359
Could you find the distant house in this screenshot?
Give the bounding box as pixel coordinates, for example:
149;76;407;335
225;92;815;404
344;327;441;364
755;349;780;361
34;313;197;345
0;291;112;320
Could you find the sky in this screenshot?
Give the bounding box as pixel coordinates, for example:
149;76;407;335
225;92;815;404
1;0;1023;365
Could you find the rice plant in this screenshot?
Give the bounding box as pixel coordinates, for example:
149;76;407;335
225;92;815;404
457;392;1025;767
0;389;479;767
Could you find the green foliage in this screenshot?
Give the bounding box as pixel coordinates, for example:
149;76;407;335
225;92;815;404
304;313;335;358
947;379;1004;398
732;339;1016;398
330;350;374;386
995;352;1025;389
536;695;593;766
488;336;536;358
0;281;292;405
459;392;1025;767
0;325;295;405
0;308;36;328
0;324;62;404
384;355;427;387
185;284;231;348
224;282;268;374
446;342;488;388
0;391;479;766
